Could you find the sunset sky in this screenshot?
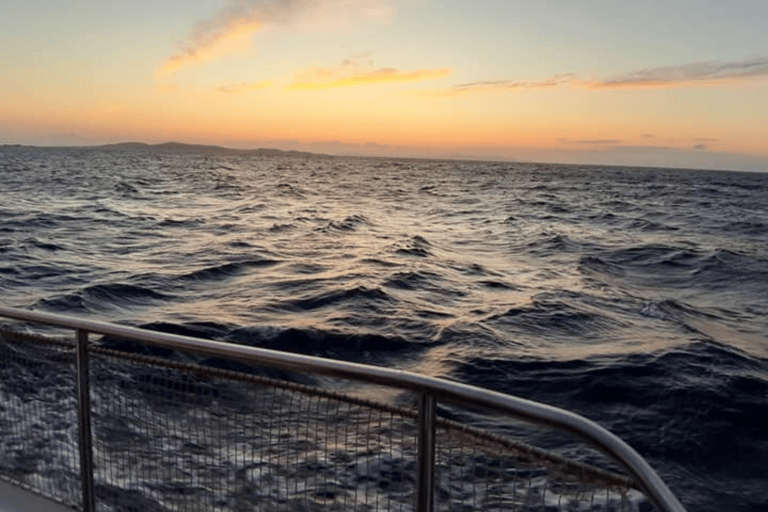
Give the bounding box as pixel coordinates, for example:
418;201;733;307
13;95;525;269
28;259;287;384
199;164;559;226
2;0;767;170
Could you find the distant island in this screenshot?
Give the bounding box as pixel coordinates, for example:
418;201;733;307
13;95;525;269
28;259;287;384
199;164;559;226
1;141;328;159
0;141;512;164
93;142;326;158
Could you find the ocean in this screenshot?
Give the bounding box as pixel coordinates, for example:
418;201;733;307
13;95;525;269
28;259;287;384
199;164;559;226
1;144;767;511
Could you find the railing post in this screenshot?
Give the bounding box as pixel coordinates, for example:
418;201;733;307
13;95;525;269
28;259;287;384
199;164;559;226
417;393;436;512
76;328;95;512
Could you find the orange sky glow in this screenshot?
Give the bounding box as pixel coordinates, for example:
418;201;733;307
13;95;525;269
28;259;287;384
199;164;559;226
2;0;767;170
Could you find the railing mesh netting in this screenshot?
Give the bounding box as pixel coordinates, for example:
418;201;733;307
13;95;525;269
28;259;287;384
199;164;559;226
0;327;650;511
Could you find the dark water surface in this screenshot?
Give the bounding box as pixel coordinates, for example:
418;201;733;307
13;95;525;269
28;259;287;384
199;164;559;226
2;146;767;511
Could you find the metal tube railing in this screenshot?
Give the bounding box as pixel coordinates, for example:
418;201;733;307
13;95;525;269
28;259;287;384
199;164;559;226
417;393;436;512
75;329;96;512
0;305;687;512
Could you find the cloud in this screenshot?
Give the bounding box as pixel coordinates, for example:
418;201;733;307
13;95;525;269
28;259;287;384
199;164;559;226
564;139;623;145
587;57;768;89
612;145;678;152
424;74;574;96
692;138;720;151
288;68;452;90
157;18;263;78
287;54;451;90
557;138;623;145
156;0;393;78
422;56;768;97
214;81;274;93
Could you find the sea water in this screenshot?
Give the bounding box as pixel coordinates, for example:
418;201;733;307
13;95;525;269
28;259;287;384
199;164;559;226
1;145;767;511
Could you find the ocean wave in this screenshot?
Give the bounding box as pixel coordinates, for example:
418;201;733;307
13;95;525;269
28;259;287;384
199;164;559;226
285;285;393;312
179;259;282;282
524;232;584;254
267;222;295;232
21;237;66;251
36;283;173;313
97;319;429;371
318;214;370;233
487;295;626;339
382;270;441;290
452;342;768;511
225;325;417;359
580;246;768;293
392;235;432;258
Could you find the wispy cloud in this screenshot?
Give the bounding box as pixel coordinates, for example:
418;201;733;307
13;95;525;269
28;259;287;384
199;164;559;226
287;54;451;90
288;68;452;90
580;139;621;144
424;74;574;96
558;137;723;151
558;138;623;145
423;57;768;97
587;57;768;88
156;0;393;78
692;137;720;151
214;81;274;93
157;18;262;78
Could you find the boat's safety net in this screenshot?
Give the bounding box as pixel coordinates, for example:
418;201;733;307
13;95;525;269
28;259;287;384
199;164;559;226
0;327;651;511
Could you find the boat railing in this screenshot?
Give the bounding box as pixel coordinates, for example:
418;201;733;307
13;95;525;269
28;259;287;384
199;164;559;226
0;305;686;512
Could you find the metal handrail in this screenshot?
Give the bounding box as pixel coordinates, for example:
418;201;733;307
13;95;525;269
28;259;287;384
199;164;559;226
0;305;687;512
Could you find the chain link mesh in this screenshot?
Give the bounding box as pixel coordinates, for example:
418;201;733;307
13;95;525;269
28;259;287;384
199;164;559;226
1;327;652;511
0;328;81;508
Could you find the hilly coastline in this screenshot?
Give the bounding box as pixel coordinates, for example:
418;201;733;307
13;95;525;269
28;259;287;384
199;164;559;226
2;141;326;159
